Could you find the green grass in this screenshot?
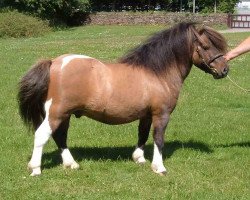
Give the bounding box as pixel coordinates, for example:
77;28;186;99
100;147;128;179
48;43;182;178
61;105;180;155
0;25;249;200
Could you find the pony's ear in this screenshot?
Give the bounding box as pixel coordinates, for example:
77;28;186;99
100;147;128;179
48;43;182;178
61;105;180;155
191;25;209;49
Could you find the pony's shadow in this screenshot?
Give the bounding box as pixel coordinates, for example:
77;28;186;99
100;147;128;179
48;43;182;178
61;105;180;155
42;141;250;169
214;141;250;148
42;140;213;169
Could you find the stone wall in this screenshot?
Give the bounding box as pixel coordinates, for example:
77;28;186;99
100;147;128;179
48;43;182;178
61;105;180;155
89;12;228;26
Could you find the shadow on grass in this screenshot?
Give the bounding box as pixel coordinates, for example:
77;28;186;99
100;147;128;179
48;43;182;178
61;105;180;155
42;140;213;169
214;141;250;148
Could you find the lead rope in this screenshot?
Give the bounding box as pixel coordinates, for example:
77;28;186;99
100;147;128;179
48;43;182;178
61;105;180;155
227;75;250;92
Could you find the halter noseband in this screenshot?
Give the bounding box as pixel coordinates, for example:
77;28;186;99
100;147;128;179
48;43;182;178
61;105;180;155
206;53;224;66
196;47;223;74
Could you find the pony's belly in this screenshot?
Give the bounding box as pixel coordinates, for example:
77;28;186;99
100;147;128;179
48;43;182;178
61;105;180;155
89;115;137;125
78;108;147;125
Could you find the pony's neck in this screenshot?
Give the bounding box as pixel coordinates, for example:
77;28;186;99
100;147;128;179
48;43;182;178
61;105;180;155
166;59;193;83
163;62;193;98
180;62;193;80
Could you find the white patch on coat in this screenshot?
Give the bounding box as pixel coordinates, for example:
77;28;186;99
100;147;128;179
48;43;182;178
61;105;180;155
132;147;146;164
61;54;92;69
61;149;79;169
28;99;53;176
151;142;167;174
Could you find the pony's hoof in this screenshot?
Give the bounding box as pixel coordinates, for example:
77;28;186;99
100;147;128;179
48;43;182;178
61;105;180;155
132;148;146;164
158;171;167;176
151;164;167;176
63;161;80;170
70;162;80;169
133;156;146;164
28;163;41;176
28;167;41;176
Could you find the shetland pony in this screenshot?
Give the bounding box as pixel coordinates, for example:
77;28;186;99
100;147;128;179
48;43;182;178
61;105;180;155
18;22;228;176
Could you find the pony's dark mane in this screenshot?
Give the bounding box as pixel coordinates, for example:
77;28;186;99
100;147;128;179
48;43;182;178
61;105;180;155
119;22;196;75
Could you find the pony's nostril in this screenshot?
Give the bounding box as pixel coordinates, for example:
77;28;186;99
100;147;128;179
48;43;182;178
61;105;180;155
223;67;229;75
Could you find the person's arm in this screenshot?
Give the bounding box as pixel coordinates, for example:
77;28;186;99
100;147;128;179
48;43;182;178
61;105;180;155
224;36;250;61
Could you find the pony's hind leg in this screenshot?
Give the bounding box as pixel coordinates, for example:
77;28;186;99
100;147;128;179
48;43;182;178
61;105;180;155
132;116;152;164
28;99;53;176
52;118;79;170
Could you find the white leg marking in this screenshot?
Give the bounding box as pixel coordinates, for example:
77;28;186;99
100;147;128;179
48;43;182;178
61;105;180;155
61;149;79;169
28;99;53;176
151;142;167;175
61;55;92;69
132;147;146;164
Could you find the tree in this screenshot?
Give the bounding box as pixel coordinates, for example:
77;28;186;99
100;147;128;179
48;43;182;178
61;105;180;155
0;0;241;26
195;0;239;13
217;0;239;13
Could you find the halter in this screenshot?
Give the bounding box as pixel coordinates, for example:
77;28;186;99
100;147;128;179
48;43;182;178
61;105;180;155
196;47;223;74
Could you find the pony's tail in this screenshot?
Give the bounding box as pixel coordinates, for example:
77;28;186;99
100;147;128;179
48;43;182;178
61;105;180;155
18;60;52;131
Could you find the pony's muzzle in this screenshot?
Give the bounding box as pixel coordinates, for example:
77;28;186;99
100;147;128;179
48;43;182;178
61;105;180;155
213;66;229;79
220;66;229;78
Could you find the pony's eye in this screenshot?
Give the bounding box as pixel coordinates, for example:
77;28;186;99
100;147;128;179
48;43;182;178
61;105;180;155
204;46;210;50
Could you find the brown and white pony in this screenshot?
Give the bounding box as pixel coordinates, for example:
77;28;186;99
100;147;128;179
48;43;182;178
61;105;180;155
18;22;228;176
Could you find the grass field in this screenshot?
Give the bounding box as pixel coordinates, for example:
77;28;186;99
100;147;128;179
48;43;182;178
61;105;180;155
0;25;249;200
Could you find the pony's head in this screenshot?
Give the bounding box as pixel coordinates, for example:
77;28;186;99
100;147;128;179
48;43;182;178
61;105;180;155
191;25;229;79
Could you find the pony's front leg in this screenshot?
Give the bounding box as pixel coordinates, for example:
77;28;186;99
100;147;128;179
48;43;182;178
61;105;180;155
151;114;169;175
132;116;152;164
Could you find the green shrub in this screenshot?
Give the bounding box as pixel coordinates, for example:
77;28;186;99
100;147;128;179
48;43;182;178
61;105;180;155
0;10;51;38
1;0;91;26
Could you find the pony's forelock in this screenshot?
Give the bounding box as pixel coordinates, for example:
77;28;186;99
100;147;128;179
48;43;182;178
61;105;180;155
199;26;228;53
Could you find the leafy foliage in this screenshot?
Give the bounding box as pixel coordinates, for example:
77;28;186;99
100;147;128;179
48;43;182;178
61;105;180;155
0;0;241;27
0;10;51;38
1;0;90;26
217;0;239;13
89;0;239;13
194;0;239;13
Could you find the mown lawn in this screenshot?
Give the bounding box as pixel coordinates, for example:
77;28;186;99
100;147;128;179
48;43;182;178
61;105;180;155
0;25;249;200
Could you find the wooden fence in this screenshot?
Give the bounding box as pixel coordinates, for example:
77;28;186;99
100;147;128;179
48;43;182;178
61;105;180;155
228;14;250;28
